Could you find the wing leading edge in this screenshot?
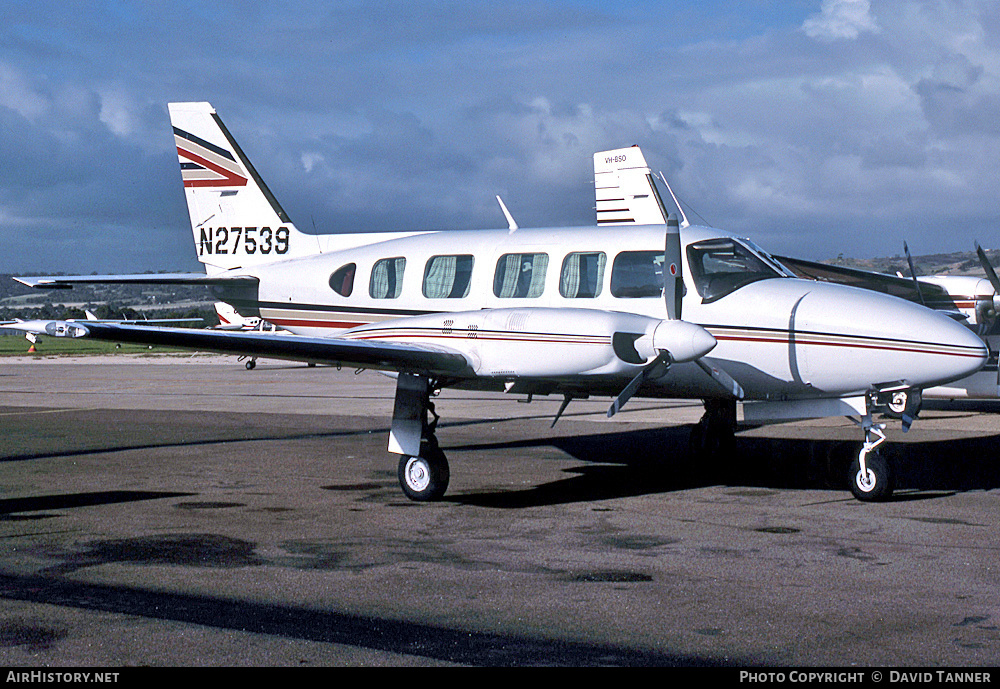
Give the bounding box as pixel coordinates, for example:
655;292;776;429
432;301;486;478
14;273;256;289
2;320;472;378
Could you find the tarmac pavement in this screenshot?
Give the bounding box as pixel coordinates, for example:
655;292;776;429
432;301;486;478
0;355;997;668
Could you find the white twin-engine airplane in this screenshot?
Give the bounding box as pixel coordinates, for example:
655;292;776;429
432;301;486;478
6;103;989;503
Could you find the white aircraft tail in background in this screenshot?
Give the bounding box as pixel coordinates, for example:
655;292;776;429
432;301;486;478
594;146;670;226
214;302;262;330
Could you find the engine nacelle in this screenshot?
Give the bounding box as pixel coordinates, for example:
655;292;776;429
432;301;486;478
346;308;715;378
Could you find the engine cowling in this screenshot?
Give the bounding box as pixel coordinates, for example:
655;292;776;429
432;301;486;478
344;308;715;378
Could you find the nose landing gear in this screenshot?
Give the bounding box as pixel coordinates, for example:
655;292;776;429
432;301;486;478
845;383;922;502
848;421;893;501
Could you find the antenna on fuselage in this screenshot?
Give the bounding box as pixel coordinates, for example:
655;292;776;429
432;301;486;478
311;216;323;253
496;196;518;234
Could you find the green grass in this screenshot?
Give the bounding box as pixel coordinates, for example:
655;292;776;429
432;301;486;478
0;335;187;357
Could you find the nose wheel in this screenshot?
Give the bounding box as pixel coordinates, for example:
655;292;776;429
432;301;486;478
848;447;893;501
848;418;894;501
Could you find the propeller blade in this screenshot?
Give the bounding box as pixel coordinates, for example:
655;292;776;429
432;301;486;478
695;359;745;400
609;219;744;416
976;242;1000;294
664;213;683;320
903;242;926;307
607;352;670;418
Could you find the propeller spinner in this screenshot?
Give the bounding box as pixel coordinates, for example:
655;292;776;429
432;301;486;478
607;215;744;417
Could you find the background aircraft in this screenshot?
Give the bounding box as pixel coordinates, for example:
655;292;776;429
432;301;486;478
214;302;291;369
4;104;988;503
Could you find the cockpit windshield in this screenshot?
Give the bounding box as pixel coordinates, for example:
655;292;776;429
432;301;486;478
686;238;786;303
739;238;798;277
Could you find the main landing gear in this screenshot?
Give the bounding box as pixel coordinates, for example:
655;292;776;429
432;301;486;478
688;398;738;482
689;398;737;460
390;373;450;501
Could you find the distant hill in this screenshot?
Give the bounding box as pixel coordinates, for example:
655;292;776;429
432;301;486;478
822;247;999;280
0;274;217;326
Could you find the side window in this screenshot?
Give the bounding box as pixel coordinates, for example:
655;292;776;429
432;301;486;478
369;257;406;299
329;263;356;297
610;251;664;298
494;253;548;298
560;252;606;298
423;254;475;299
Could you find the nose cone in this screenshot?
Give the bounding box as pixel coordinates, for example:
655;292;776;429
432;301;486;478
795;283;988;393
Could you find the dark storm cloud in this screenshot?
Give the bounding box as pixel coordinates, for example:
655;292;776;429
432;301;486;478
1;0;1000;273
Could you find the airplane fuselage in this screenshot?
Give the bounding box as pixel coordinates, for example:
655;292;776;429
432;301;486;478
214;224;987;404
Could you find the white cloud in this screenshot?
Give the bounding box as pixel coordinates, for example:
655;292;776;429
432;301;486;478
0;62;49;120
803;0;880;41
300;151;325;173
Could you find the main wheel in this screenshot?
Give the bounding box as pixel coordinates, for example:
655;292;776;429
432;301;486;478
848;448;894;502
398;442;450;501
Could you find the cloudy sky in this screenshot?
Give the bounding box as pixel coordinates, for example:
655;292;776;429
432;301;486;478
2;0;999;273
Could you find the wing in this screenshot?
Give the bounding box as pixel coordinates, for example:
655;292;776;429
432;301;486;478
14;273;255;289
2;320;472;378
774;255;952;305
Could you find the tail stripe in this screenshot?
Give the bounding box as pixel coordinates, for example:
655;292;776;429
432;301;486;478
175;130;249;188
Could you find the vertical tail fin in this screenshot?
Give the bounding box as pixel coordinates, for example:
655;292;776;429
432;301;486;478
594;146;669;226
168;102;315;273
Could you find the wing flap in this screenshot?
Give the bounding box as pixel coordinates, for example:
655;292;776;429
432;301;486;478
2;321;472;377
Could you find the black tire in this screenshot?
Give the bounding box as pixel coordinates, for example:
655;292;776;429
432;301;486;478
245;360;256;370
397;442;450;501
688;407;737;466
848;448;894;502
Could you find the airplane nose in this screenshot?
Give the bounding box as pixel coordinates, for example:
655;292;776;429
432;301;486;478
911;311;990;385
793;284;988;393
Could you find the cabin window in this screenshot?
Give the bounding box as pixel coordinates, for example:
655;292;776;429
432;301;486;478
686;238;780;303
494;253;548;298
423;254;475;299
329;263;356;297
560;252;606;298
610;251;664;298
370;257;406;299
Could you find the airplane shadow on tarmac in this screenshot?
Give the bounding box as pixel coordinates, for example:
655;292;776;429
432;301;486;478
447;424;1000;508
